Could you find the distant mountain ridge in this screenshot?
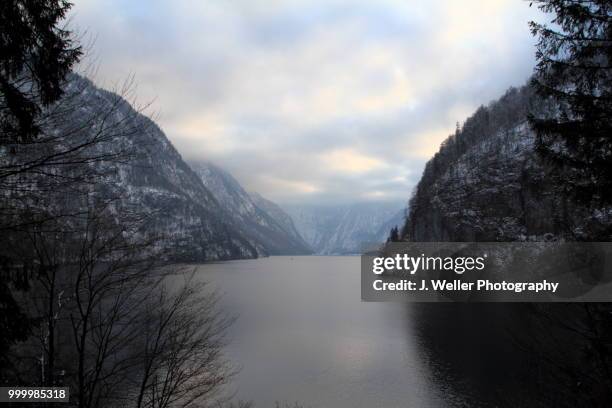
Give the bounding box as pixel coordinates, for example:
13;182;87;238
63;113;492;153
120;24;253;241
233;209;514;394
191;162;312;255
286;202;404;255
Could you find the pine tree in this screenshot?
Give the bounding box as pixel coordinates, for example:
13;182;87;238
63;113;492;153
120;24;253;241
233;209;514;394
0;0;81;381
0;0;82;144
528;0;612;203
388;226;399;242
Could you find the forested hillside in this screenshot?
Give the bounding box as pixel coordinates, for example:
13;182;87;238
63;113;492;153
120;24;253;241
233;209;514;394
400;84;612;242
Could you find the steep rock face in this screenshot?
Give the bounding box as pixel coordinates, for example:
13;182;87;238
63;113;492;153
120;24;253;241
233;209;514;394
191;162;312;255
401;85;612;242
287;202;404;254
249;191;310;250
56;75;262;261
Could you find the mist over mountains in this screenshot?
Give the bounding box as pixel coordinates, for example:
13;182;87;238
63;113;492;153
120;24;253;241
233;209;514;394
286;202;404;255
48;75;317;261
38;74;403;261
191;162;312;255
35;59;597;262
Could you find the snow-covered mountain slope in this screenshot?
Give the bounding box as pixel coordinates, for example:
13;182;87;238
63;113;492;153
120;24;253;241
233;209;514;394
249;191;310;250
191;162;312;255
50;75;264;261
400;85;612;242
286;202;404;255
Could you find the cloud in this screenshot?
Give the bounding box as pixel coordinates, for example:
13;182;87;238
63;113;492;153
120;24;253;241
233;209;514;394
70;0;546;205
320;149;387;174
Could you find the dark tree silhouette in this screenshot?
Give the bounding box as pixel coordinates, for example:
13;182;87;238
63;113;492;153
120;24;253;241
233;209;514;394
387;226;399;243
0;0;82;144
528;0;612;203
0;0;81;379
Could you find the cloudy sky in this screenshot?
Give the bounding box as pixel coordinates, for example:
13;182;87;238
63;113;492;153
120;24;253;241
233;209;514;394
69;0;546;205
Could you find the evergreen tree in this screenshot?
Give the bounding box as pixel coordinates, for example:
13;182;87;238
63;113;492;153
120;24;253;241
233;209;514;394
388;226;399;242
0;0;80;381
0;0;81;144
528;0;612;203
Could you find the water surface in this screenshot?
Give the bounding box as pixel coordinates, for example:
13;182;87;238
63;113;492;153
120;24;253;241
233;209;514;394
192;256;466;407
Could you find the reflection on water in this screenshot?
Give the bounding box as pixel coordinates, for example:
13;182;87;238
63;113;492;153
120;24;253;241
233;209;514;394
410;304;531;407
191;256;608;407
192;256;466;407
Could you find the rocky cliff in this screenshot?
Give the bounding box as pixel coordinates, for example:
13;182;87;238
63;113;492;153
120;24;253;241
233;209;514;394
191;162;312;255
400;85;612;242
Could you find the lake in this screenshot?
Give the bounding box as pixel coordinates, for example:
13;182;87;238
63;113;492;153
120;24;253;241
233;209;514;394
191;256;473;408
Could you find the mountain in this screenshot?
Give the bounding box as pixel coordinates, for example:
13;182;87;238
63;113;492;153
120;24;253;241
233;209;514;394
190;162;312;255
399;84;612;242
50;74;266;261
286;202;404;255
396;83;612;408
375;208;405;241
249;191;310;249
